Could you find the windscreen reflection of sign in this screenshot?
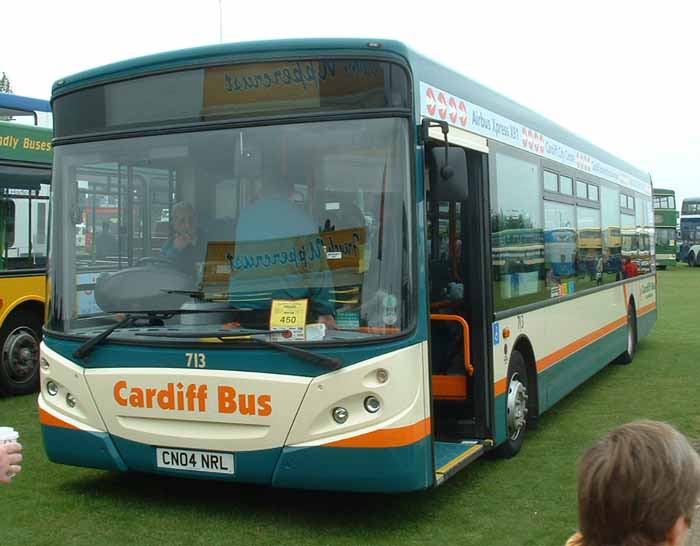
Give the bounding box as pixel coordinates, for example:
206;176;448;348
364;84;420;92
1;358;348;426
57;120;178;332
202;227;367;286
202;61;385;116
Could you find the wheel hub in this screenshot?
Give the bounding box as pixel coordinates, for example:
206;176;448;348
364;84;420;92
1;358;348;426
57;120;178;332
506;374;528;440
2;327;39;383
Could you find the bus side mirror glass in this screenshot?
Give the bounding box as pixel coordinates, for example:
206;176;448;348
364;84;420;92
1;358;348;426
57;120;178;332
429;146;468;201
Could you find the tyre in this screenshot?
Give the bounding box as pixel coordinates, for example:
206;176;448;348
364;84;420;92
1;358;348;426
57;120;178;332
688;252;695;267
614;302;637;365
0;310;42;396
494;350;529;458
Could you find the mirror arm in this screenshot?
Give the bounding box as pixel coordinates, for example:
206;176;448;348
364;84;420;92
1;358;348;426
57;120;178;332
421;118;453;180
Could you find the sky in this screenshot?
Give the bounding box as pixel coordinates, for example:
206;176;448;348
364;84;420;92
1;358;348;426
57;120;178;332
4;0;699;206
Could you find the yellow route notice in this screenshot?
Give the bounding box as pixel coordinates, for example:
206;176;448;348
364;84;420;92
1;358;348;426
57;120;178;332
269;299;308;341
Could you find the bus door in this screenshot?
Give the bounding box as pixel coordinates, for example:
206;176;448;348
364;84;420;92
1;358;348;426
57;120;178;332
426;141;493;469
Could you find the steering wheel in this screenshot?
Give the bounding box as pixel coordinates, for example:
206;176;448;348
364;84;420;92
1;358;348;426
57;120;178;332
137;256;177;267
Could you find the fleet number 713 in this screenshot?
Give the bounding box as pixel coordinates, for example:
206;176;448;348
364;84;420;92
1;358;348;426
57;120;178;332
186;353;206;368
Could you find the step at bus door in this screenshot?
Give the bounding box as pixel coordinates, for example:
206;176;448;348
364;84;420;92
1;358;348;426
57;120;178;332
434;440;485;486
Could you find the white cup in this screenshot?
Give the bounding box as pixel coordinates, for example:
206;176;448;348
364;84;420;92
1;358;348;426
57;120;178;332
0;426;19;444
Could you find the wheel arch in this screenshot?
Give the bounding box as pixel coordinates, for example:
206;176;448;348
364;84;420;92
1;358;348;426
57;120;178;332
1;298;45;330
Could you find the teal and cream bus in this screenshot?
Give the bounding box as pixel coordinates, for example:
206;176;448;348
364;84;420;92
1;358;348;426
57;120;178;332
653;188;677;268
40;39;656;492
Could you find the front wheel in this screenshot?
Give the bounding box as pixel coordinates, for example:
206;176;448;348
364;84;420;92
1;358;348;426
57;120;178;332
0;310;42;395
688;252;696;267
494;350;529;458
614;303;637;365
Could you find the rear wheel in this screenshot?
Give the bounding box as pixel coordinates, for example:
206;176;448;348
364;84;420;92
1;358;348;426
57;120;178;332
494;350;529;458
615;303;637;365
0;311;42;396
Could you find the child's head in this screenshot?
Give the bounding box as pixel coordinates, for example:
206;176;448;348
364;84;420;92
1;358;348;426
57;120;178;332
576;421;700;546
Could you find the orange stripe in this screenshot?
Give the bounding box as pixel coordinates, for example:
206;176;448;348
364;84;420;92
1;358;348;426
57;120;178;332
325;417;431;449
638;302;656;316
494;378;507;397
432;375;467;400
536;315;627;373
39;408;79;430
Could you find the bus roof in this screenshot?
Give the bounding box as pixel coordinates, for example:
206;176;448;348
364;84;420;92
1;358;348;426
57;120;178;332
0;120;52;164
0;92;51;117
50;38;650;188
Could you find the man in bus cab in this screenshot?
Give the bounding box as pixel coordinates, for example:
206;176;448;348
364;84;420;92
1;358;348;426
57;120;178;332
622;256;639;278
227;175;336;329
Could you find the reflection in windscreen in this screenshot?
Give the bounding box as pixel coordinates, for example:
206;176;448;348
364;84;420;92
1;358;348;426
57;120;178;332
49;118;413;343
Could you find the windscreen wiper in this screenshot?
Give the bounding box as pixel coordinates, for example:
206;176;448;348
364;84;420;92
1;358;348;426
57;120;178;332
137;329;342;371
72;309;232;359
243;337;342;371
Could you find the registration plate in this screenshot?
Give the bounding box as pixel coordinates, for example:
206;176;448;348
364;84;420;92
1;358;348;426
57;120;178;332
156;447;234;475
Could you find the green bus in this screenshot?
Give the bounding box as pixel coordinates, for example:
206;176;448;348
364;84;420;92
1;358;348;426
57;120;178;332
653;188;678;268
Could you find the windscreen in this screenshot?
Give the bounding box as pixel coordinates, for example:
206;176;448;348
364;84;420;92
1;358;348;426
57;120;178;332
48;117;414;344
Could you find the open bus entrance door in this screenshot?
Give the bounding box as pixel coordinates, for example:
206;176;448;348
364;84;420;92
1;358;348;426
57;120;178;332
424;128;493;484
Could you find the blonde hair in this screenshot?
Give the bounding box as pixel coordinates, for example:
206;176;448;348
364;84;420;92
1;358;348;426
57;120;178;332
575;420;700;546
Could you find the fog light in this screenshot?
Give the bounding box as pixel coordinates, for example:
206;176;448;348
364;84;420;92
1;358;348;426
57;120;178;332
364;396;381;414
332;407;348;424
46;381;58;396
376;369;388;384
40;358;50;371
66;393;76;408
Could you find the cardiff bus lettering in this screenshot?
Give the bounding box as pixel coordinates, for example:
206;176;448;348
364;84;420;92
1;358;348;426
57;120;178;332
113;381;272;416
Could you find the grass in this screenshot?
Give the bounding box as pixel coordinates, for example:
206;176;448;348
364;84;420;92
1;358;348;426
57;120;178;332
2;265;699;546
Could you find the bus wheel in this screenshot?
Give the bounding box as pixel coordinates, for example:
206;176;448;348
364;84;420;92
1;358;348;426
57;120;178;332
0;311;42;396
494;351;529;458
614;303;637;365
688;252;695;267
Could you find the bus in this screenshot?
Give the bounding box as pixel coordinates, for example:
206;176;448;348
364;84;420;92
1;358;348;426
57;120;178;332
0;93;52;395
679;197;700;265
653;188;677;268
39;39;656;492
543;227;576;278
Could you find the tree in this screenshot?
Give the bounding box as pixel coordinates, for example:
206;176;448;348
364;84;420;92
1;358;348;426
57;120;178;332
0;72;12;93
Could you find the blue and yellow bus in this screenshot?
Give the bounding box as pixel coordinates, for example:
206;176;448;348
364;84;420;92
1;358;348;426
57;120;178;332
0;93;52;395
40;39;656;492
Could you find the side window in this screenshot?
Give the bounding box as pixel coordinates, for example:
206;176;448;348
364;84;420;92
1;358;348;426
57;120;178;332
0;176;49;270
576;206;602;291
576;180;587;199
491;152;544;311
0;199;16;271
560;175;573;195
544;200;576;296
601;186;622;284
544;170;558;192
588;185;599;202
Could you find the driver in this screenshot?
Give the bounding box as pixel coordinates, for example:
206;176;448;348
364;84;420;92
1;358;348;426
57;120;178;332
228;176;336;328
160;202;205;277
